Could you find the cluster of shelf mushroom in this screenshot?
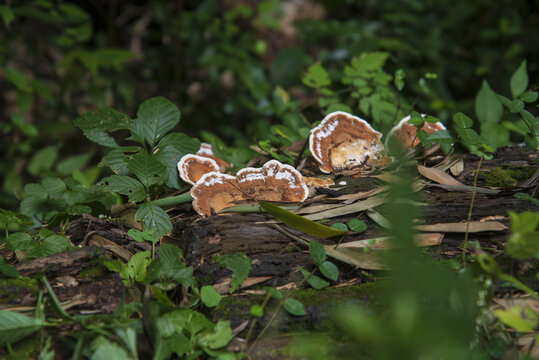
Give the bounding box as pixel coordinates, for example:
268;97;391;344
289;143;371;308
177;111;446;217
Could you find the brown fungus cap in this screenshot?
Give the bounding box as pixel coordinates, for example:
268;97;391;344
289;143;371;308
385;115;446;153
196;142;230;172
177;154;220;185
309;111;384;173
190;160;309;217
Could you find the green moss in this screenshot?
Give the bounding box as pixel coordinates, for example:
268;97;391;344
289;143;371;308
0;277;40;303
483;165;533;187
78;259;107;279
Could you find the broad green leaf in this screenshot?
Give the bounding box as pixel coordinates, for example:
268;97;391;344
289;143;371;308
427;130;457;144
0;310;44;346
302;63;330;88
154;147;184;189
0;5;15;26
199;320;233;350
5;67;32;92
520;91;538;103
200;285;221;307
319;261;339;281
453;112;473;128
259;201;346;238
99;147;140;175
74;108;130;148
250;305;263;317
128;229;158;244
326;103;353;114
510;60;528;98
475;80;503;124
480;123;510;149
213;254;251;293
348;219;367;233
283;298;306;316
263;286;283;299
126;251;151;283
6;232;34;250
504;211;539;260
99;175;146;202
135;202;172;237
494;306;536;332
0;209;32;229
26;235;71;258
309;240;326;265
0;258;19;278
127;152;165;188
158;244;195;286
300;267;329;289
90;336;130;360
28;146;58;176
131;97;180;147
41;178;66;197
158;133;201;156
331;223;348;232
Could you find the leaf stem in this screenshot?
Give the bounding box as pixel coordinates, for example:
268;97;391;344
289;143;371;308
41;276;73;321
462;156;483;265
151;192;192;207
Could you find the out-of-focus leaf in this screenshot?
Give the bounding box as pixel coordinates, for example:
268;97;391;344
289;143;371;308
510;60;528;98
284;298;306;316
475;80;503;124
0;311;44;346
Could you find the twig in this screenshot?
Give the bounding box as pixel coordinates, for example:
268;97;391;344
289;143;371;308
462;156;484;265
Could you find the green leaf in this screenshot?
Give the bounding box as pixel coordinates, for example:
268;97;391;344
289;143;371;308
99;175;146;202
6;232;34;251
504;211;539;260
26;235;71;258
213;254;251;293
494;306;536;332
263;286;283;299
157;244;195;287
331;223;349;232
250;304;263;317
283;298;306;316
90;336;130;360
453;112;473;128
154;147;184;189
28;146;58;176
480;123;510;149
348;219;367;233
520;91;538;103
309;240;326;265
510;60;528;98
128;229;158;244
5;67;32;92
0;310;44;346
200;285;221;307
131;97;181;147
41;178;66;197
319;261;339;281
127;152;165;188
300;267;329;289
427;130;457;144
199;320;233;350
475;80;503;124
125;251;151;283
135;202;172;237
158;133;200;155
0;5;15;26
0;258;19;278
55;153;93;176
74;108;130;148
302;63;330;89
258;201;346;238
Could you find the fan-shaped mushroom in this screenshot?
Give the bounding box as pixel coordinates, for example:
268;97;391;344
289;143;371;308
385;115;446;152
177;154;220;185
190;160;309;217
196;142;229;172
309;111;384;173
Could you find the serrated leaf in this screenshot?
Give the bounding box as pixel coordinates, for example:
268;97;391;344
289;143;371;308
453;112;473;128
213;254;251;293
259;201;346;238
283;298;306;316
99;147;140;175
201;285;221;307
309;240;326;265
41;178;66;197
510;60;528;98
319;261;339;281
158;133;200;155
74;108;130;147
0;258;19;278
154;147;183;189
0;310;44;346
475;80;503;124
427;130;456;144
6;232;34;251
131;97;180;147
302;63;331;88
127;152;165;188
90;336;130;360
26;235;71;258
28;146;58;176
135;202;172;237
99;175;146;202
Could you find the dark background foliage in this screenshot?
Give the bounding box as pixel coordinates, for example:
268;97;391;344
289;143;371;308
1;0;538;209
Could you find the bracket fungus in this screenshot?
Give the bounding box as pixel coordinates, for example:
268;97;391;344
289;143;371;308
190;160;309;217
196;142;229;172
309;111;384;173
385;115;446;152
177;154;220;185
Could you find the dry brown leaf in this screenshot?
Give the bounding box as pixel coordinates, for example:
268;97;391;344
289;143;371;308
417;165;464;186
428;183;500;195
338;233;443;249
332;187;386;201
323;246;386;270
449;159;464;176
214;276;274;294
415;221;507;233
295;203;347;215
89;235;133;261
366;209;390;228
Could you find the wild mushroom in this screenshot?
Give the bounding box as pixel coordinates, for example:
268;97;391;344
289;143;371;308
190;160;309;217
309;111;384;173
196;142;229;172
385;115;446;152
177;154;220;185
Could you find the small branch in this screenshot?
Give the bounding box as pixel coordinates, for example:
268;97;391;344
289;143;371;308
151;192;192;208
462;156;484;265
